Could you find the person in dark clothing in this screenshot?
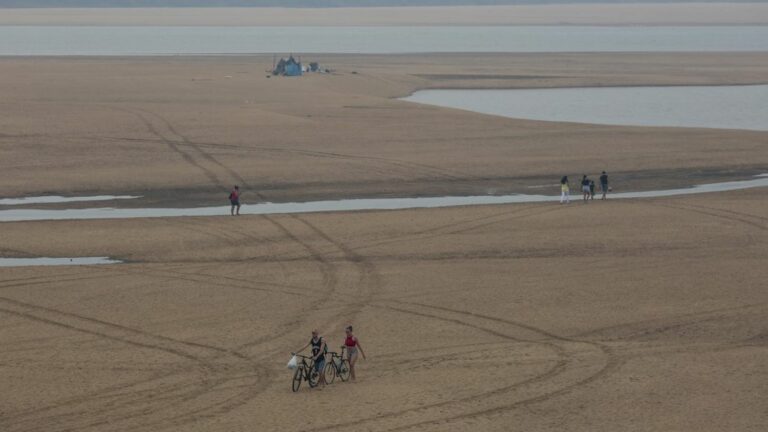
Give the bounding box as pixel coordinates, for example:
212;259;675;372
589;180;596;200
294;329;328;387
229;185;241;216
600;171;609;200
560;176;570;204
581;175;590;203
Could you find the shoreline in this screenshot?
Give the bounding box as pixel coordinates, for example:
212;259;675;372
2;23;767;28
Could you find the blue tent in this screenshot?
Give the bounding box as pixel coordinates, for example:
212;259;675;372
284;61;302;77
273;56;303;77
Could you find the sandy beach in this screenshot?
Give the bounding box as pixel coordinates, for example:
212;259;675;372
1;53;768;203
1;190;767;431
1;50;767;431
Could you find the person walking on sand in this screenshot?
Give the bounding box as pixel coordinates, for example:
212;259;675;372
229;185;241;216
589;180;596;200
344;326;366;381
294;329;329;387
581;175;590;203
600;171;609;200
560;176;570;204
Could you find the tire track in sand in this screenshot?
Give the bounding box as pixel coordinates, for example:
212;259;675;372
0;271;210;428
0;270;270;432
112;107;223;187
301;299;617;432
131;215;354;430
113;106;249;190
289;214;380;327
380;301;619;432
656;202;767;232
102;215;348;431
0;306;215;432
135;108;249;187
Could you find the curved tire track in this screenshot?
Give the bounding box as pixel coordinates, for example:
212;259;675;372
301;299;616;432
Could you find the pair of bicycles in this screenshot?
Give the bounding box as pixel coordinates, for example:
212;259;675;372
291;347;351;392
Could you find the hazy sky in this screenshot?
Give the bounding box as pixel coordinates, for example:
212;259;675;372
0;0;762;7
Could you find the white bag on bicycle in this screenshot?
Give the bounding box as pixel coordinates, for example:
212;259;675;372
287;355;298;369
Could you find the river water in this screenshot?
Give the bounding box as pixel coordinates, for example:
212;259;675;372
404;85;768;131
0;26;766;55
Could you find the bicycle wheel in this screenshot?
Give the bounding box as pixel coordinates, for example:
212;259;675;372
308;366;320;388
338;360;350;382
324;361;337;384
292;366;303;392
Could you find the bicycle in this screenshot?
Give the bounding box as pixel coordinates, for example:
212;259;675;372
324;346;351;384
291;353;320;392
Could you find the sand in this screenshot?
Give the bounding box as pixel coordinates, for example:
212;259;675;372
1;4;768;26
1;189;767;431
0;52;767;431
1;53;768;204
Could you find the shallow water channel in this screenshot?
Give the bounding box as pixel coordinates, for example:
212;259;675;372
1;175;766;223
0;257;123;267
0;195;140;206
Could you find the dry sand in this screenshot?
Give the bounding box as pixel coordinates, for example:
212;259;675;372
1;52;767;431
1;189;767;431
1;53;768;203
1;4;768;26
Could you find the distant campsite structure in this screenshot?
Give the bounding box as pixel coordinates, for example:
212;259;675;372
271;55;329;77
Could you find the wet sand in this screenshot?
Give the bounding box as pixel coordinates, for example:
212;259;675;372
1;52;767;431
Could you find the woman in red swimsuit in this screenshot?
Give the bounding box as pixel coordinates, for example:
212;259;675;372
344;325;366;381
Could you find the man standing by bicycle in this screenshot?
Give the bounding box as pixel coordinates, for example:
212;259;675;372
294;330;328;387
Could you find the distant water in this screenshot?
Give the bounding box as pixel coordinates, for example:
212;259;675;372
404;85;768;131
0;26;767;55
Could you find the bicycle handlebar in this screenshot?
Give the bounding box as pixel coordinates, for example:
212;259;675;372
293;353;313;360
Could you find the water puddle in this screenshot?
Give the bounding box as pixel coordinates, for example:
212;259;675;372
0;175;766;223
0;257;123;267
0;195;141;206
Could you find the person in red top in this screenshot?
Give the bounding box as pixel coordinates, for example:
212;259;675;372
344;325;366;381
228;185;241;216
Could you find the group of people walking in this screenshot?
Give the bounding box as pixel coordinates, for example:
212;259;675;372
230;173;610;214
560;171;609;204
294;326;366;388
